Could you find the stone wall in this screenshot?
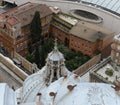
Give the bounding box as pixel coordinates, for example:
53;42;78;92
73;54;101;75
89;57;113;84
0;64;22;90
0;53;28;80
14;52;39;73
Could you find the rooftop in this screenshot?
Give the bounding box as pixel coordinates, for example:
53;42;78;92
97;63;120;83
4;0;120;17
90;57;120;83
0;2;53;27
81;0;120;16
7;16;19;26
69;21;113;42
58;13;78;25
49;6;61;14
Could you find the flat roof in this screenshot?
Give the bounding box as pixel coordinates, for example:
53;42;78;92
1;2;52;27
58;13;78;25
69;21;113;42
96;63;120;83
91;57;120;83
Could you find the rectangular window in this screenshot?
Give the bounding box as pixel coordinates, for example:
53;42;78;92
116;53;119;57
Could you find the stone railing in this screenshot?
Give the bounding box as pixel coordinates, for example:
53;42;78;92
90;70;112;84
0;53;28;81
14;52;39;73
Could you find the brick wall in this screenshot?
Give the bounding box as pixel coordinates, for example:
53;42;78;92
69;35;97;57
51;25;69;43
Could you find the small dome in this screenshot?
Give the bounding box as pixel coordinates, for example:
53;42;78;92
48;47;64;62
47;38;65;62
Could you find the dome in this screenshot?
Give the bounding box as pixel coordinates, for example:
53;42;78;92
20;39;71;103
17;73;120;105
0;83;17;105
46;39;65;68
40;75;120;105
47;46;64;62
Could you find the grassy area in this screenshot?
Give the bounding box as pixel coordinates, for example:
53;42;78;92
58;44;90;71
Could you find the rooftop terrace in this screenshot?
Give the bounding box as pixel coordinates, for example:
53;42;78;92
90;57;120;84
97;63;120;83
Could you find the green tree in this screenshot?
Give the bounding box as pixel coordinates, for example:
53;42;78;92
13;2;17;7
34;45;40;68
39;45;45;68
39;38;54;68
26;54;34;63
30;11;42;43
28;43;33;54
1;1;6;6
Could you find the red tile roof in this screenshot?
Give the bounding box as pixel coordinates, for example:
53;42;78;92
7;16;19;26
1;2;53;27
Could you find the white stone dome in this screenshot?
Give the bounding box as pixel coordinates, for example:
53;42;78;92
40;75;120;105
47;47;64;62
19;41;71;103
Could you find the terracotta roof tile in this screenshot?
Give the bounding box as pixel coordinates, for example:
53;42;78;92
1;2;53;27
7;17;19;26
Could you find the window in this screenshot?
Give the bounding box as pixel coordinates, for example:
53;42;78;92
117;46;120;50
116;53;119;57
115;59;118;63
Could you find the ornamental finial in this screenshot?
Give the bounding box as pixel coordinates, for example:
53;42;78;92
54;38;58;50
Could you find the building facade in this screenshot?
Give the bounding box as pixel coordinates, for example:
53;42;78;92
50;13;114;58
50;13;74;43
69;21;114;58
0;2;53;57
0;2;114;59
111;34;120;65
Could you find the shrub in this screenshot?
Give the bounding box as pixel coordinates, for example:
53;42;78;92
26;54;34;63
105;69;114;77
